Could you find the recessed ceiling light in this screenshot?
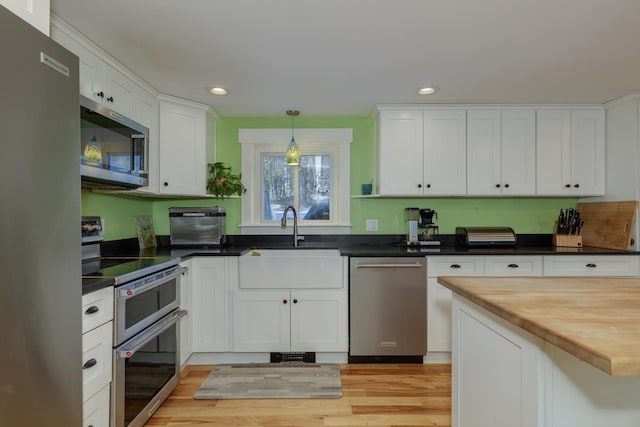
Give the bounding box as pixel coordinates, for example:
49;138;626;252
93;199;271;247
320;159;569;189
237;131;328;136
206;86;229;96
417;86;439;95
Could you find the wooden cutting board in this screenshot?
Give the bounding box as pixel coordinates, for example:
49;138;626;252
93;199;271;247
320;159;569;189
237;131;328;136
577;201;637;250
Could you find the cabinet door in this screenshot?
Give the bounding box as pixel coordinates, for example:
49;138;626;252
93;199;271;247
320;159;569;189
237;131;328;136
485;256;543;276
290;290;347;352
158;99;207;195
82;383;110;427
570;109;605;195
536;110;571;196
64;40;106;104
537;109;604;196
427;277;453;352
543;255;640;277
377;109;424;195
501;110;536;195
423;110;467;195
191;258;231;352
82;321;112;402
1;0;49;35
467;110;502;195
103;65;135;118
233;291;290;352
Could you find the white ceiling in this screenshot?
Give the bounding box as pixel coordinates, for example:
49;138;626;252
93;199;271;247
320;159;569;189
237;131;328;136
50;0;640;117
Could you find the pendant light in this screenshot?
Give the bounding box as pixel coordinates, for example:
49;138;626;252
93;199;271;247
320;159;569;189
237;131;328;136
286;109;300;165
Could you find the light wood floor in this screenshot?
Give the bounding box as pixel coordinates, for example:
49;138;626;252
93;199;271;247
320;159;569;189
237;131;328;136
146;364;451;427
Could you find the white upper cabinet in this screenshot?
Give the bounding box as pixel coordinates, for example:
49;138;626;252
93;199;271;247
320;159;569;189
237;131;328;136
467;109;536;195
1;0;49;35
50;18;157;130
158;94;217;196
536;109;605;196
423;110;467;195
377;109;424;195
376;108;466;196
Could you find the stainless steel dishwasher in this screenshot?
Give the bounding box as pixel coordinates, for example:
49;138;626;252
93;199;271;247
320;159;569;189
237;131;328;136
349;257;427;361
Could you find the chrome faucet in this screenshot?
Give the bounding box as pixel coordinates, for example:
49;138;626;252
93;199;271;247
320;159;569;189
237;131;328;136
281;205;303;247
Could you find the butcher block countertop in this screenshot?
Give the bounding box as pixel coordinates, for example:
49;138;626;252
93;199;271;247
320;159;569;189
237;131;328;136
437;276;640;376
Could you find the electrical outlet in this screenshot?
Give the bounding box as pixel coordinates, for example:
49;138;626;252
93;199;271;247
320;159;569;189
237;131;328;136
365;219;378;232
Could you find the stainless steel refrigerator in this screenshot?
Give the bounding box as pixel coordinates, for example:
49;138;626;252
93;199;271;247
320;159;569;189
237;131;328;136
0;6;81;426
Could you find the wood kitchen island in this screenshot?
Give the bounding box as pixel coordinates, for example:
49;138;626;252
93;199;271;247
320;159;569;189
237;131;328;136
437;276;640;427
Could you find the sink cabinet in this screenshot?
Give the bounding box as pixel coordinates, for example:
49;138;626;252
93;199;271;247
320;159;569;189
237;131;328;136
234;256;348;353
233;289;347;352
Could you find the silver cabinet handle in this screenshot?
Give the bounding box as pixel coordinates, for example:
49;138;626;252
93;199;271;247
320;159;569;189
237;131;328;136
118;266;187;298
356;263;422;269
116;309;186;358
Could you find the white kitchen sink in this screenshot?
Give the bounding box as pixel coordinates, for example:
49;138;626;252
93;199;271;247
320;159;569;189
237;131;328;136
239;248;343;289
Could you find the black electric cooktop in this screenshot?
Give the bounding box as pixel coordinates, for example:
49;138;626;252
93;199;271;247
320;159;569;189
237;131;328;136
82;255;180;294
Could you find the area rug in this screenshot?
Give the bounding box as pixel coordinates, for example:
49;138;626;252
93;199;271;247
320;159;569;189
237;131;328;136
194;363;342;399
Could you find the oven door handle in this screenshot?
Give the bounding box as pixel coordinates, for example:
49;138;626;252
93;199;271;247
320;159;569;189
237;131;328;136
117;266;187;299
115;309;187;358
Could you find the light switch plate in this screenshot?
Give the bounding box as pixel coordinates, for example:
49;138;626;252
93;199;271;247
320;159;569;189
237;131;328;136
365;219;378;232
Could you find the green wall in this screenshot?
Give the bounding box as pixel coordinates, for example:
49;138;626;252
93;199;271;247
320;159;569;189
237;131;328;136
82;115;578;240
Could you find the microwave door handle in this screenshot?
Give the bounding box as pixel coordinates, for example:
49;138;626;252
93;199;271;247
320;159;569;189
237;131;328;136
130;135;136;173
116;309;186;358
134;133;147;174
117;266;187;299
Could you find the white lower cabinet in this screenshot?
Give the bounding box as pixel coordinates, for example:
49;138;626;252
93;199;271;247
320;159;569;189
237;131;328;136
543;255;640;276
452;293;640;427
428;254;638;356
427;256;484;353
81;286;113;427
427;255;542;354
82;384;110;427
233;289;348;352
190;257;236;353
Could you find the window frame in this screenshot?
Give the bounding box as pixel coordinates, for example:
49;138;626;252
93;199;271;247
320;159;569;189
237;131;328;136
239;128;352;235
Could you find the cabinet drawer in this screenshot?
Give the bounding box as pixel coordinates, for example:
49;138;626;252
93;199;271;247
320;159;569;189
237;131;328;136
82;321;113;402
82;286;114;334
83;383;110;427
485;256;543;276
543;256;640;277
427;256;485;277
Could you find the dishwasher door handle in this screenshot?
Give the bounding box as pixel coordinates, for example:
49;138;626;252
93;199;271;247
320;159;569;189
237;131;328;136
355;263;423;269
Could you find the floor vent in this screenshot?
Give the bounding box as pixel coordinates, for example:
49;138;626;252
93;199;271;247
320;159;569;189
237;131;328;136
270;352;316;363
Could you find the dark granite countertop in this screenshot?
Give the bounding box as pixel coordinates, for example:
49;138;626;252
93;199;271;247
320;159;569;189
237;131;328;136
83;234;639;295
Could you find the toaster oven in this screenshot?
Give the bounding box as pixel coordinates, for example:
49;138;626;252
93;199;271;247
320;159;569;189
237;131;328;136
169;207;226;246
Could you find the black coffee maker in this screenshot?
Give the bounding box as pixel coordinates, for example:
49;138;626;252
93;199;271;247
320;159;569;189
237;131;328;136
418;209;439;243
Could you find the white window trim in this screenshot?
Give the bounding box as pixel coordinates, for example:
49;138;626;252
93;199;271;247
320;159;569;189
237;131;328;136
239;128;352;235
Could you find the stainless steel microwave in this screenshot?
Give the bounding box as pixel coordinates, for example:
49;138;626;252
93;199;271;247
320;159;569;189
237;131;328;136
80;95;149;189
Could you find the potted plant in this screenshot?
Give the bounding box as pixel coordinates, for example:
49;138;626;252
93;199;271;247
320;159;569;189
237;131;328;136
206;162;247;199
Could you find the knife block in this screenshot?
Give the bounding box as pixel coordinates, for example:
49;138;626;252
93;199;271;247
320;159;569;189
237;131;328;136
553;234;583;248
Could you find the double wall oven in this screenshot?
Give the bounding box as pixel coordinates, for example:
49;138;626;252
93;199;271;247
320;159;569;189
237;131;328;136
82;217;187;427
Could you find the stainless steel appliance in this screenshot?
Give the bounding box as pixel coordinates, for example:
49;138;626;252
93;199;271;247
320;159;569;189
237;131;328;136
349;257;427;362
81;218;187;427
80;95;149;189
0;7;82;426
456;226;517;247
169;207;226;246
